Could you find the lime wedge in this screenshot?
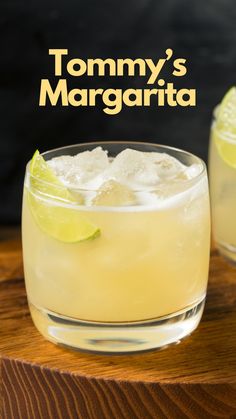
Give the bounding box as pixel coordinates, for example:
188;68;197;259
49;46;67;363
30;150;79;202
28;192;100;242
217;87;236;124
28;150;100;242
214;87;236;168
30;150;61;186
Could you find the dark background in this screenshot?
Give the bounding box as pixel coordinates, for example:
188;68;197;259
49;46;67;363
1;0;236;224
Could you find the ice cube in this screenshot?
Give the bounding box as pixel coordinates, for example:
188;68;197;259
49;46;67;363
48;147;109;188
73;147;109;179
145;152;187;180
92;180;136;206
104;149;188;188
48;155;74;176
105;149;160;188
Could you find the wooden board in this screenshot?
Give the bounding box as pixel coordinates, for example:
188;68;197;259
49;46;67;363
1;227;236;418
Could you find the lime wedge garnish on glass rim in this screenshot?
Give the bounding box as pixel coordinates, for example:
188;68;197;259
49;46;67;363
214;87;236;168
28;150;100;242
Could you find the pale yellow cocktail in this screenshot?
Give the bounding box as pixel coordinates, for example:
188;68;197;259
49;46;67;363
22;142;210;353
209;87;236;262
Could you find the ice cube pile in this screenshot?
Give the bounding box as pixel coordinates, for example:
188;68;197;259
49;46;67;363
48;147;202;206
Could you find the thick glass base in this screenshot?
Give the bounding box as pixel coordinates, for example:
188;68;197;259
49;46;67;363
29;298;205;354
216;240;236;264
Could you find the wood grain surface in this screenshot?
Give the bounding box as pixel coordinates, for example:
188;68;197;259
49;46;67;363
1;227;236;418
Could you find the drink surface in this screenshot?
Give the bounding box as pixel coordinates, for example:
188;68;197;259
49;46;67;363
46;146;203;206
22;146;210;322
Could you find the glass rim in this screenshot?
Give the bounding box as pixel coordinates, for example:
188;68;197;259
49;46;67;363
25;141;207;195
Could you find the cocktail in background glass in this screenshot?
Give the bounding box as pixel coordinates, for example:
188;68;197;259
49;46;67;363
22;142;210;353
209;87;236;263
